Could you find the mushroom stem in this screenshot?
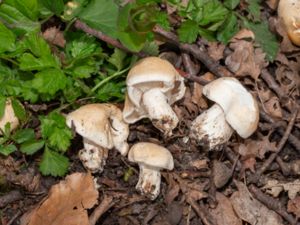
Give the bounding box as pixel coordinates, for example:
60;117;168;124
142;88;178;136
136;164;161;200
78;139;108;173
110;115;129;156
190;104;234;149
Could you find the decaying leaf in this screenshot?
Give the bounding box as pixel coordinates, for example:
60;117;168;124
207;42;225;61
264;96;283;118
262;179;300;199
287;196;300;218
210;192;242;225
230;181;283;225
42;27;66;48
213;160;232;189
225;29;267;80
20;172;99;225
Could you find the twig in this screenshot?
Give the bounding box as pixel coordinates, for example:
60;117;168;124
153;25;233;77
261;69;285;99
187;200;216;225
74;20;145;57
89;195;114;225
254;108;298;179
249;185;297;225
182;53;199;76
0;190;22;208
7;210;22;225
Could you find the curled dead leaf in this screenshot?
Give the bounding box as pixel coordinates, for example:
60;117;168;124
287;196;300;218
262;179;300;199
42;27;66;48
20;172;99;225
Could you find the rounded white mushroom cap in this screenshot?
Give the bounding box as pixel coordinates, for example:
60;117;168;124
202;77;259;138
128;142;174;170
0;99;19;134
66;104;129;154
278;0;300;46
123;57;186;124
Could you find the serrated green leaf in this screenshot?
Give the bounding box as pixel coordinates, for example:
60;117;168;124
12;128;35;144
224;0;240;9
108;49;127;71
14;0;39;21
24;32;52;57
78;0;118;38
96;81;125;102
11;98;26;121
246;0;261;21
41;0;64;16
19;53;59;71
178;20;199;43
32;68;67;95
20;140;44;155
217;13;238;44
245;21;279;61
199;1;228;26
141;41;159;56
0;144;17;156
39;147;69;176
0;96;6;119
48;127;72;152
0;22;16;53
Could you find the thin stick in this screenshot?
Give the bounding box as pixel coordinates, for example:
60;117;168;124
89;195;114;225
187;199;216;225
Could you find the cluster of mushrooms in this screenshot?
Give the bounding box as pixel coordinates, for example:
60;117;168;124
65;57;259;200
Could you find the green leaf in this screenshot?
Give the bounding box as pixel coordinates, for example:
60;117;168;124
0;22;16;53
14;0;39;20
246;0;261;21
244;21;279;62
19;53;59;71
12;128;35;144
96;81;125;102
24;32;52;57
78;0;119;38
41;0;64;16
11;98;26;121
48;127;72;152
224;0;240;9
39;147;69;176
0;3;40;35
108;49;127;71
0;96;6;119
0;144;17;156
32;68;67;95
20;140;44;155
217;13;238;44
118;31;146;52
141;41;159;56
199;1;228;26
178;20;199;43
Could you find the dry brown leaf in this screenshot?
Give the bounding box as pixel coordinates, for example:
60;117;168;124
42;27;66;48
20;172;99;225
242;157;256;173
191;82;208;109
207;42;225;61
213;160;232;189
230;181;283;225
266;0;279;10
262;179;300;199
264;96;283;118
209;192;242;225
287;196;300;218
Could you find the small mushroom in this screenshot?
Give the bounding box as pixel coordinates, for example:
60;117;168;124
190;77;259;149
0;99;19;134
278;0;300;46
123;57;186;136
66;104;129;173
128;142;174;200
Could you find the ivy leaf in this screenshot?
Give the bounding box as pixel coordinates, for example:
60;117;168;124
12;128;35;144
32;68;67;95
78;0;118;38
20;140;44;155
11;98;26;121
39;147;69;176
244;21;279;62
0;144;17;156
0;22;16;53
178;20;199;43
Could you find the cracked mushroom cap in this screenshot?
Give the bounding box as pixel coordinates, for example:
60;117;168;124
0;99;19;134
203;77;259;138
123;57;186;123
278;0;300;46
66;104;129;152
128;142;174;170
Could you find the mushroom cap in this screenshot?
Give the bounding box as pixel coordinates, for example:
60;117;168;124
124;57;186;123
0;99;20;134
128;142;174;170
278;0;300;46
66;104;127;150
203;77;259;138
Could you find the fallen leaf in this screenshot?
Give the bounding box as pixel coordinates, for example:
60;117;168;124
191;82;207;109
266;0;279;10
262;179;300;199
287;196;300;218
42;27;66;48
230;181;283;225
210;192;242;225
20;172;99;225
242;157;256;173
225;29;267;80
213;160;232;189
264;96;283;118
207;42;225;61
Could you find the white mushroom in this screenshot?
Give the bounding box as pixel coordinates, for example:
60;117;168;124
123;57;186;136
66;104;129;173
190;77;259;149
128;142;174;200
278;0;300;46
0;99;19;134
